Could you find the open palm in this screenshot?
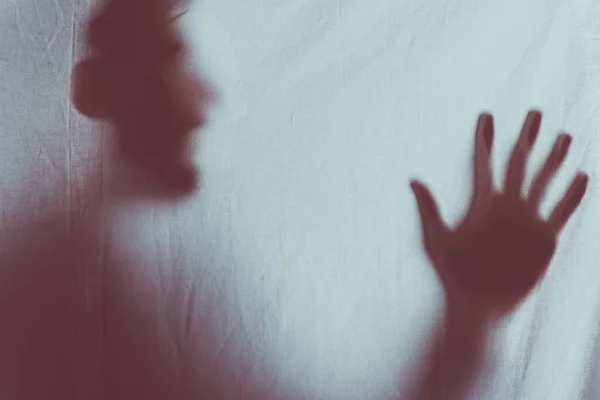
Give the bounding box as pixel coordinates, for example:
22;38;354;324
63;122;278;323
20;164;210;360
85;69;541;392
411;110;589;316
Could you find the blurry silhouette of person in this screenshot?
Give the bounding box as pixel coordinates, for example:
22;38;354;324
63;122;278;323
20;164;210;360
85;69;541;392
0;0;211;396
68;1;233;399
408;110;589;399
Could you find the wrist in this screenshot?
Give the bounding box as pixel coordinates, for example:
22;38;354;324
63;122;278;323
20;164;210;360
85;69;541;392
430;301;489;398
441;298;489;367
445;290;496;329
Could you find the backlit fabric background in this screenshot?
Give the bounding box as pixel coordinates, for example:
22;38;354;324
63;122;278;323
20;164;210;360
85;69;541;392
0;0;599;398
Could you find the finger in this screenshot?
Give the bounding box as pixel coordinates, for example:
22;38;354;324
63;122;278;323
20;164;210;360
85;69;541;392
504;110;543;197
410;180;447;252
528;134;571;208
473;112;495;202
547;173;589;233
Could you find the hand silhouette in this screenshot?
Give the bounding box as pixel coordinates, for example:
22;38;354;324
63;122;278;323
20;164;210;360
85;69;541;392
411;110;589;318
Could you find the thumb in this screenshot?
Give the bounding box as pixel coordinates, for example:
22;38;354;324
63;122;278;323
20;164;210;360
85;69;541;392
410;180;446;251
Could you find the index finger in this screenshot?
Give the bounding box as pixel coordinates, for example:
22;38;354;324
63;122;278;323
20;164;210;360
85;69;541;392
473;113;494;200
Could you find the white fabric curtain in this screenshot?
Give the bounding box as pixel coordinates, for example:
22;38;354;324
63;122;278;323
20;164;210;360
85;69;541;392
0;0;599;398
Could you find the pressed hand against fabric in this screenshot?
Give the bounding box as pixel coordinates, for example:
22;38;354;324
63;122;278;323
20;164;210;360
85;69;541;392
411;110;588;317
